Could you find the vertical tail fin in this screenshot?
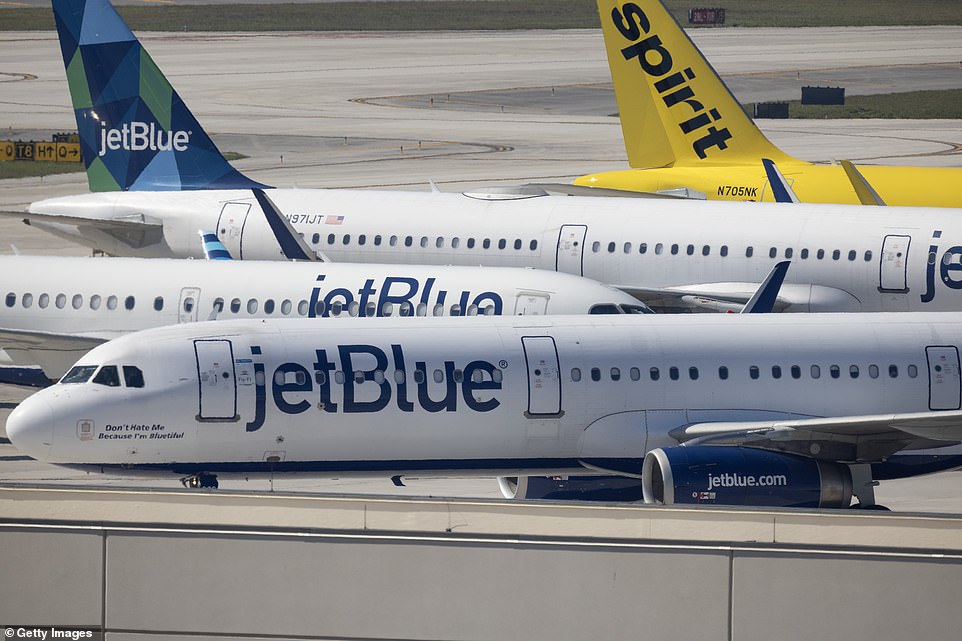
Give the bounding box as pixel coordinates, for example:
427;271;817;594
597;0;795;168
52;0;269;191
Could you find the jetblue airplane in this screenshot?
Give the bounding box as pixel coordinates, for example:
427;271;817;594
0;254;645;383
13;0;962;313
8;314;962;508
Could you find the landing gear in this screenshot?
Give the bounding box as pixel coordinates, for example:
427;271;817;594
180;473;219;489
849;464;886;510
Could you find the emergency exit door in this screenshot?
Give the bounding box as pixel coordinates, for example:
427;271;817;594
194;339;238;421
926;345;961;410
216;202;252;259
879;234;911;293
556;225;587;276
522;336;562;417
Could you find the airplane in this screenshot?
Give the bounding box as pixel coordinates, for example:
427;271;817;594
8;312;962;509
17;0;962;314
0;254;648;384
572;0;962;206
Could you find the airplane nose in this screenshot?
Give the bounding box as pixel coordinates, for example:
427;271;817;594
6;395;55;461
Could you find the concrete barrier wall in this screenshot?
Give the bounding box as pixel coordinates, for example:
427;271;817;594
1;487;960;641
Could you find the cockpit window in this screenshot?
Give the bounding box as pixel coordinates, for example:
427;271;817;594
123;366;145;388
588;303;621;315
621;303;655;314
92;365;121;387
61;365;98;384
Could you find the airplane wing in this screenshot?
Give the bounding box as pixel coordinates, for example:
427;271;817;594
0;209;163;232
617;279;856;313
528;183;707;200
0;327;108;381
670;410;962;462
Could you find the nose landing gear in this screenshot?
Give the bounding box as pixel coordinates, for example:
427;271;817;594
180;472;219;489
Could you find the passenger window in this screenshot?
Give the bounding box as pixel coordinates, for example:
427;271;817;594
230;298;241;314
449;304;461;316
888;364;898;378
688;367;698;380
589;304;620;315
784;248;793;259
355;371;366;385
865;250;873;262
395;370;406;384
413;369;425;384
592;241;601;253
670;244;679;255
702;245;710;256
832;250;841;260
22;293;33;308
72;294;83;309
39;293;49;309
817;249;825;259
432;304;444;317
4;293;13;307
264;299;275;314
89;295;100;310
381;302;394;317
811;365;821;379
61;365;98;384
247;299;258;314
297;300;309;316
334;371;346;385
483;239;491;249
498;239;506;250
772;365;781;379
492;369;503;384
686;244;694;256
359;234;367;246
610;367;621;381
848;250;856;261
467;238;476;249
433;369;445;384
327;234;335;245
850;365;859;378
869;364;879;379
399;301;414;317
282;300;293;315
514;239;522;250
649;367;660;381
212;298;226;313
655;243;664;255
312;233;320;244
718;366;728;380
590;368;601;382
791;365;801;379
390;235;398;247
745;247;754;258
720;245;728;257
92;365;120;387
830;365;840;379
106;295;117;310
56;294;66;309
639;242;648;254
365;301;377;316
405;236;413;247
908;365;918;378
183;297;194;313
125;296;135;310
530;240;538;251
629;367;640;381
420;236;429;248
154;297;164;311
123;366;144;388
801;249;809;259
374;235;382;246
452;237;460;249
769;247;777;259
669;366;679;381
749;366;759;380
571;368;582;382
608;242;616;253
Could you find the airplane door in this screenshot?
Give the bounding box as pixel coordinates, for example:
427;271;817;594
515;291;549;315
179;287;201;323
556;225;587;276
522;336;563;417
216;202;252;259
926;345;961;410
194;339;238;421
879;235;911;293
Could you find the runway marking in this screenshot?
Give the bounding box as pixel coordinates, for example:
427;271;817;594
0;72;37;83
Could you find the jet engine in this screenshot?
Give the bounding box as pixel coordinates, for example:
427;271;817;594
642;446;853;508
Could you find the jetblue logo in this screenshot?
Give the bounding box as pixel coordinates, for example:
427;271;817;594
610;2;732;159
921;230;962;304
308;275;503;317
98;122;191;157
244;343;503;432
707;472;788;491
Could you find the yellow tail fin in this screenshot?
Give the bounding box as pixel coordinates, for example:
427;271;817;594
598;0;795;167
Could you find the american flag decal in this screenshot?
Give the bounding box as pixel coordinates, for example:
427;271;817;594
326;215;345;225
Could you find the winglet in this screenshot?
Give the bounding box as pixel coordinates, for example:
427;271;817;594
198;231;233;260
841;160;887;206
762;158;799;203
594;0;794;168
252;189;324;262
741;261;790;314
52;0;270;192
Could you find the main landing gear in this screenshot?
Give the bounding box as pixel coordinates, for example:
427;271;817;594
180;473;219;489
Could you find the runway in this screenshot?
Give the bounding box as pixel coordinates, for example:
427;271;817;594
0;25;961;512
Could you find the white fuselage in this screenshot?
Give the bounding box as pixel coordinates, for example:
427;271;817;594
0;255;640;378
29;189;962;312
9;313;962;474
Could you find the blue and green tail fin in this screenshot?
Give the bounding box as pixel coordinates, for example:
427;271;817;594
52;0;269;191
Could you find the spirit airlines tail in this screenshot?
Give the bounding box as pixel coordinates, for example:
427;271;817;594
9;314;962;508
573;0;962;206
0;255;643;382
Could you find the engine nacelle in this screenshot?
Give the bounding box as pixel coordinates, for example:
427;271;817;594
498;475;643;502
642;446;853;508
